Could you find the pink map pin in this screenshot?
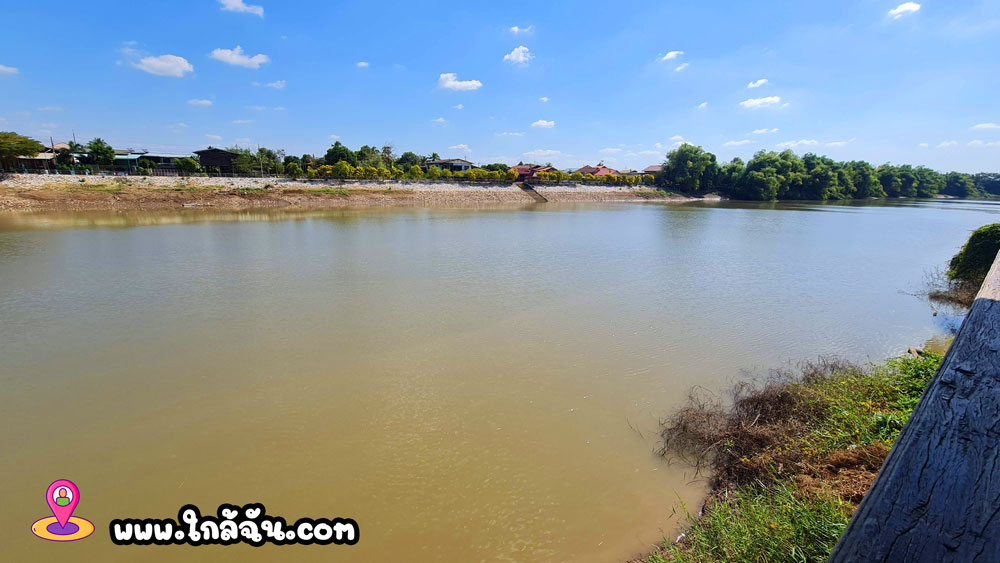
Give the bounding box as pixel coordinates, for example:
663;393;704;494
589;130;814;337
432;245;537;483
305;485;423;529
46;479;79;527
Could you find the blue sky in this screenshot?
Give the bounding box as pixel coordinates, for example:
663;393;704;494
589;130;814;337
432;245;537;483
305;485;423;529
1;0;998;172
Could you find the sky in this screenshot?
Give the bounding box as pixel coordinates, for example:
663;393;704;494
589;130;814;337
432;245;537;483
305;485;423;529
1;0;999;172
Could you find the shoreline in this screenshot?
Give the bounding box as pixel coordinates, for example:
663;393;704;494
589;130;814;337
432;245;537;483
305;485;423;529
0;175;714;211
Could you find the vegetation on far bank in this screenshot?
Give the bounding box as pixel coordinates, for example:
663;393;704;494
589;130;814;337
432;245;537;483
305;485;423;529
6;130;999;199
655;143;997;201
647;353;943;563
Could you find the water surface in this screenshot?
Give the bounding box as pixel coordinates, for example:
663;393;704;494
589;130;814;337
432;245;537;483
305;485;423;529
1;200;994;561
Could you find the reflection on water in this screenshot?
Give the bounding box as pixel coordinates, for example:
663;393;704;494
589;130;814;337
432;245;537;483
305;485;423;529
0;200;995;562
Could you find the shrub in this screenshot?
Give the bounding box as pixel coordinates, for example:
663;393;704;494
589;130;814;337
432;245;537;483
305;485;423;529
948;223;1000;284
406;164;423;179
425;165;442;179
285;162;304;179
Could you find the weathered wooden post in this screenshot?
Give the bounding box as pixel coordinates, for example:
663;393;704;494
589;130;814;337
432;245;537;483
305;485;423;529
829;250;1000;562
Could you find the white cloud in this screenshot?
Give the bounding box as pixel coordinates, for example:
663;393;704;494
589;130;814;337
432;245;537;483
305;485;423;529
232;119;252;124
40;122;58;129
357;61;369;68
753;128;778;134
670;135;684;141
219;0;263;17
248;105;266;111
826;138;856;147
740;96;782;109
0;64;19;75
167;122;188;132
438;72;482;91
449;144;470;151
967;140;1000;147
600;148;623;154
453;104;464;110
675;63;689;72
134;54;193;77
188;99;213;106
37;106;62;111
496;131;524;137
503;45;534;65
747;78;768;88
724;140;752;147
431;117;448;125
888;2;920;19
776;139;818;148
205;134;222;141
264;80;285;89
509;25;534;34
329;134;339;140
531;119;555;129
234;137;250;145
272;106;286;111
937;140;957;148
539;96;549;103
636;150;660;156
696;101;708;109
210;46;270;69
660;51;684;61
524;149;560;160
919;142;929;148
971;122;1000;130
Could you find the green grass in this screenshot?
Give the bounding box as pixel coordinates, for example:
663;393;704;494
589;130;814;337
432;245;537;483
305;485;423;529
657;482;850;563
653;353;942;563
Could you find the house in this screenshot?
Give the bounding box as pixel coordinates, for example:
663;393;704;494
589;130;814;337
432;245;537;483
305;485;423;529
576;164;619;177
114;149;144;174
424;158;474;172
643;165;663;175
15;152;56;171
141;153;191;171
194;148;238;174
618;169;644;177
512;164;557;181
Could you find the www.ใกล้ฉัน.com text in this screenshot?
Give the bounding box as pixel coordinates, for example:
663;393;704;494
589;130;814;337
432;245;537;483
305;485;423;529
109;503;358;547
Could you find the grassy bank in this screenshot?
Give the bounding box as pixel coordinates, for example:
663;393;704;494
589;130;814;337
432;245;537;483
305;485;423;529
646;353;943;563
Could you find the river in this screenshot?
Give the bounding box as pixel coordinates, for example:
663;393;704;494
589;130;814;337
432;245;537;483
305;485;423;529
1;199;995;561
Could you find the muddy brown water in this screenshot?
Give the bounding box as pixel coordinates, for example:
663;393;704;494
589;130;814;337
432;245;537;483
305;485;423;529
0;200;994;561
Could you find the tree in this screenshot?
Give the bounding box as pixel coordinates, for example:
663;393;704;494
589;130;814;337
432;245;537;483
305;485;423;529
325;141;358;166
659;144;720;194
973;173;1000;197
380;145;396;168
55;147;76;167
943;172;977;198
355;145;383;168
286;162;304;179
482;163;510;172
845;161;884;198
137;157;157;175
0;132;45;170
86;138;115;167
878;165;902;197
175;157;200;175
396;152;423;168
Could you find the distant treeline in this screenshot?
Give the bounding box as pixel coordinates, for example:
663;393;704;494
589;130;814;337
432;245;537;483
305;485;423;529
657;144;998;201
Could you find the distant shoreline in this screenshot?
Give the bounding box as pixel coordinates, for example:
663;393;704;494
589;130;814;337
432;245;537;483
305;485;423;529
0;175;715;211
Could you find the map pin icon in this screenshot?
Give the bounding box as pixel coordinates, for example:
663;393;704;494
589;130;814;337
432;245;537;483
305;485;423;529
46;480;79;528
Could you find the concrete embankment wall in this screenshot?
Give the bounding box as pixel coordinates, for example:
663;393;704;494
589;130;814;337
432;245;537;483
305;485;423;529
830;250;1000;562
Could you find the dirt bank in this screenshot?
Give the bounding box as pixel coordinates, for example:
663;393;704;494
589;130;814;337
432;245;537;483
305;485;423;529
0;175;708;211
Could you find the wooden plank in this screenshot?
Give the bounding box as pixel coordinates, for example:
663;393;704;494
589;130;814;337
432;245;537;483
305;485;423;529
829;250;1000;562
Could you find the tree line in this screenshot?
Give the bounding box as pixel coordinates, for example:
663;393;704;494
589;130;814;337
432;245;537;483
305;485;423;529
657;143;994;200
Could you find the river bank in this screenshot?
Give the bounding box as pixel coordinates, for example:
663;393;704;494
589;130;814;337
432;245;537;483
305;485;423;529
638;351;945;562
0;175;709;211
